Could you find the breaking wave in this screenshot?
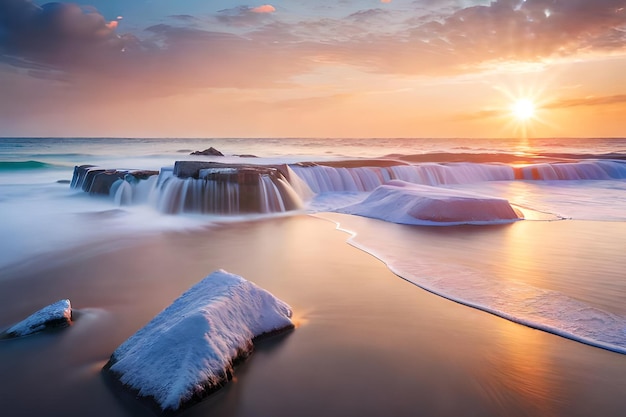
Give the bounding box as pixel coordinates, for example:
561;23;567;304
0;160;59;171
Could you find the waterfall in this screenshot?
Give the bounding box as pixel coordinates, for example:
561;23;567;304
259;175;286;213
111;180;133;206
516;161;626;180
289;162;517;191
70;159;626;216
151;176;241;214
145;167;304;215
289;160;626;193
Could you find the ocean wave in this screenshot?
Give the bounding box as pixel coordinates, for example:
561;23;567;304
385;261;626;355
387;151;626;164
0;160;61;171
29;153;93;159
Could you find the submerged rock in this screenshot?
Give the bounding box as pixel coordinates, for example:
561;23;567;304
104;270;294;412
4;299;72;338
339;180;523;225
172;161;288;180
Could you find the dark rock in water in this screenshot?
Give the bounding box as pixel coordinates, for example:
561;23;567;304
70;164;97;189
124;170;159;183
235;154;258;158
89;170;127;195
71;165;120;194
164;162;300;214
173;161;289;180
57;179;71;184
3;299;72;338
70;165;158;195
129;170;159;180
190;147;224;156
173;161;219;179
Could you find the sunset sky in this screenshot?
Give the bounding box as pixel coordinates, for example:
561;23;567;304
1;0;625;138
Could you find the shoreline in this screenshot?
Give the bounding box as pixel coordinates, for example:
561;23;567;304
1;214;625;417
317;213;626;355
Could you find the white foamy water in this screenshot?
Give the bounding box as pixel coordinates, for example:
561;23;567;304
318;213;626;354
1;137;626;354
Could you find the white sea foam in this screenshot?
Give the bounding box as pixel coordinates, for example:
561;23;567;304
317;213;626;354
0;179;218;270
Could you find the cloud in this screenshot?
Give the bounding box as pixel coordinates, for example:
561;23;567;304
0;0;125;69
169;14;201;23
418;0;626;60
545;94;626;109
251;5;276;14
453;109;501;121
216;5;277;26
314;0;626;76
2;0;625;103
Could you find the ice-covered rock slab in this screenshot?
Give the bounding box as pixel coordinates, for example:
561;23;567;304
4;299;72;337
339;180;523;225
104;269;294;412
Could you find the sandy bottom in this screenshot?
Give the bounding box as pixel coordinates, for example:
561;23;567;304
0;215;625;417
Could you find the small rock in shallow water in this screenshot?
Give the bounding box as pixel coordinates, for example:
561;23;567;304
103;269;293;412
4;299;72;338
190;147;224;156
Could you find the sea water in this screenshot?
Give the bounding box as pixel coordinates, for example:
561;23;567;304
1;137;626;353
1;137;626;416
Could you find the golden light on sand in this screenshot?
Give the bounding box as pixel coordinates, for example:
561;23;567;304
511;98;536;121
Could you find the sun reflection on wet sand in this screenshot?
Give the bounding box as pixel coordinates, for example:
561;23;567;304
478;318;562;417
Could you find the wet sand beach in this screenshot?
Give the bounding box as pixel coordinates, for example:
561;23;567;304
0;215;625;417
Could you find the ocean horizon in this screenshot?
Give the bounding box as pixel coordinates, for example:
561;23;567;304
3;1;626;415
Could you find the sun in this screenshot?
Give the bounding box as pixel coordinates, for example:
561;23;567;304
494;80;554;139
511;98;535;121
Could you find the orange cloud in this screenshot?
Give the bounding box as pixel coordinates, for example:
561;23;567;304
545;94;626;109
454;109;501;121
251;5;276;14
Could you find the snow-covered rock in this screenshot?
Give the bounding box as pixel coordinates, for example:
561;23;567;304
4;299;73;337
338;180;523;225
104;269;294;412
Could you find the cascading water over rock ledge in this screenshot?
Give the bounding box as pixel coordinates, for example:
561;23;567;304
71;165;160;195
156;162;305;214
70;158;626;216
71;162;307;215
